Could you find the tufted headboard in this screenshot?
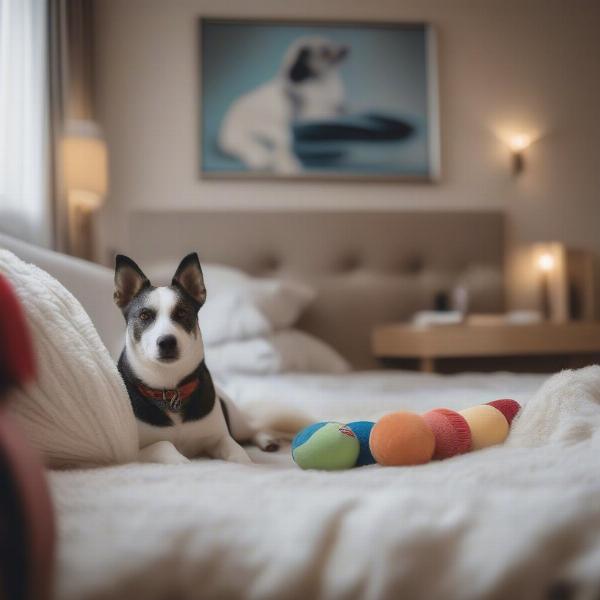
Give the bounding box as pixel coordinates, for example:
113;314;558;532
129;211;505;368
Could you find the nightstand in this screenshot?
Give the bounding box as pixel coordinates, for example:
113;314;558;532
372;322;600;373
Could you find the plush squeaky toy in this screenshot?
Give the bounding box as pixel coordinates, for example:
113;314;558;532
291;399;520;470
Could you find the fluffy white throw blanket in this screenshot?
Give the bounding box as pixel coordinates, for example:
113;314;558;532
50;367;600;600
0;250;138;467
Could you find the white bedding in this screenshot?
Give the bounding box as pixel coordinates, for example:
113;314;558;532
51;368;600;600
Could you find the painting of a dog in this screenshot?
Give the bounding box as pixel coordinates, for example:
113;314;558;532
200;19;440;180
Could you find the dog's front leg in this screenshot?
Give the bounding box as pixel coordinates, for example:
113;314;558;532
272;137;301;174
137;441;191;465
209;436;252;465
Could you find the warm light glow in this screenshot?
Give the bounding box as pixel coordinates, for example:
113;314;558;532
492;124;541;154
537;253;555;272
62;120;108;202
509;134;532;152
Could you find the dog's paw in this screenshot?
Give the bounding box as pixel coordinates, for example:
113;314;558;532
253;431;281;453
137;441;191;465
229;452;253;465
165;453;192;465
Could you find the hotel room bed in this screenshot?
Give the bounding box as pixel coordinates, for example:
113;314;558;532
3;213;600;599
51;368;600;600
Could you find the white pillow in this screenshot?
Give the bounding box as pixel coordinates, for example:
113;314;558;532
199;265;316;345
200;291;272;345
202;263;254;294
205;329;351;375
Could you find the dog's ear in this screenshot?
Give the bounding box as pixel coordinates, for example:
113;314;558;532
172;253;206;307
114;255;150;309
288;46;312;83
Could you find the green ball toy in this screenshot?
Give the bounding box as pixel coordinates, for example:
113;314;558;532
292;422;360;470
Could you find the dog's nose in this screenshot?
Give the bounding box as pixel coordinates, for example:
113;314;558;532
157;335;177;353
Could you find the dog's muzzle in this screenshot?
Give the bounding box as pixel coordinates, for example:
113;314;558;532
156;334;179;361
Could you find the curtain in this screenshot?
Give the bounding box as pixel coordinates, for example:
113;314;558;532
48;0;97;254
0;0;51;247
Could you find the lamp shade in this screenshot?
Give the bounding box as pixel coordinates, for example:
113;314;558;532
62;120;108;199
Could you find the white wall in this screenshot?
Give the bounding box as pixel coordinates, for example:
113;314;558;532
94;0;600;308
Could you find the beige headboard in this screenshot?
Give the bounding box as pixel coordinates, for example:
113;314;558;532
129;211;505;368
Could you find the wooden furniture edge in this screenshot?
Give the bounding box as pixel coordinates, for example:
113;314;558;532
372;323;600;359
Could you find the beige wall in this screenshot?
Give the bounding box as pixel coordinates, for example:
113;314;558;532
94;0;600;310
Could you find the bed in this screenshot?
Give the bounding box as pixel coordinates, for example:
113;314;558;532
3;212;600;600
51;369;600;600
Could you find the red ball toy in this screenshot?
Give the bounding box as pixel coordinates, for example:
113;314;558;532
487;399;521;424
423;408;472;459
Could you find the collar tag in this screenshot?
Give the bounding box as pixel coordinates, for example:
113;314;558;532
163;389;182;411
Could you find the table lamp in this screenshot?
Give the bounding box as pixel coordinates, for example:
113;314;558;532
533;242;568;322
62;120;108;261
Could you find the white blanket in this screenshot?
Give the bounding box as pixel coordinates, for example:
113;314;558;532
51;367;600;600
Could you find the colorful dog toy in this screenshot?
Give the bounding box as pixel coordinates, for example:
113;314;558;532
292;399;520;470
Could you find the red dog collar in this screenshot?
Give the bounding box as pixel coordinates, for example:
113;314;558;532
137;379;199;412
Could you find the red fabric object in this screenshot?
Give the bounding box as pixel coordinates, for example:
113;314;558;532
487;399;521;425
423;408;472;460
0;273;54;600
0;407;55;600
0;275;36;393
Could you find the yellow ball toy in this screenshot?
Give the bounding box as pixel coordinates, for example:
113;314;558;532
459;405;509;450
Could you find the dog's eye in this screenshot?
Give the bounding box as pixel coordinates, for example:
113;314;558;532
174;308;188;320
139;309;153;321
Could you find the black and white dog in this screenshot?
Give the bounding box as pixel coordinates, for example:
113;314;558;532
219;37;349;174
114;253;302;465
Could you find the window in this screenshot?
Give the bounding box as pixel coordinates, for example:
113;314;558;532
0;0;50;246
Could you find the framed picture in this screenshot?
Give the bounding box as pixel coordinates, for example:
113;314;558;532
199;18;440;181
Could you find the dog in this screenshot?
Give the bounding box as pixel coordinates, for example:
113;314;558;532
114;252;305;465
219;36;349;174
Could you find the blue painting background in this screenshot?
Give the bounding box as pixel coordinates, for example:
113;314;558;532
201;20;433;176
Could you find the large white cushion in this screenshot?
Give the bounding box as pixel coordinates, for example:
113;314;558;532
0;250;138;468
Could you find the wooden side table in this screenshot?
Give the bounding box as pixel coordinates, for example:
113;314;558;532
372;322;600;373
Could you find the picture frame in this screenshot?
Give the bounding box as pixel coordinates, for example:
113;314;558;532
199;17;440;182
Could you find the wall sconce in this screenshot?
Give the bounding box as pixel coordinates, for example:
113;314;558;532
508;134;532;174
62;120;108;261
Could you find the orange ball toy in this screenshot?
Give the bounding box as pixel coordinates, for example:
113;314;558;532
369;411;435;466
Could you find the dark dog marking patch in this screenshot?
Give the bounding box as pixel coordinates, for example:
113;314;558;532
123;287;157;341
170;289;199;334
181;361;216;423
288;47;314;83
